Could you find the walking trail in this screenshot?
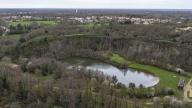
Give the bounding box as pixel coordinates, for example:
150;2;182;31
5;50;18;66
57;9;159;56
184;79;192;102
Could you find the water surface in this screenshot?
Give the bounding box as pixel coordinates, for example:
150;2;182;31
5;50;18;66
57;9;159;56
65;57;159;87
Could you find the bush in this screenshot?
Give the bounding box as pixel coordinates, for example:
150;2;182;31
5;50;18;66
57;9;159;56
163;88;175;96
116;82;126;89
26;58;57;75
129;83;136;89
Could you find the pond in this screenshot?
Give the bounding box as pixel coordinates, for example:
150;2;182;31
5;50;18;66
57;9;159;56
64;57;159;88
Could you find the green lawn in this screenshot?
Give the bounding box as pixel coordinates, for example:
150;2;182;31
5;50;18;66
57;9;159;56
129;63;183;89
110;53;131;65
0;34;21;40
9;20;57;26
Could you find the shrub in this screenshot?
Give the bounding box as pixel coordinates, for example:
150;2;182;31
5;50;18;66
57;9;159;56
129;83;136;89
163;88;175;96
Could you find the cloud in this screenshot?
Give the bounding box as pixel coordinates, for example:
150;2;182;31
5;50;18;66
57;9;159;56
0;0;191;9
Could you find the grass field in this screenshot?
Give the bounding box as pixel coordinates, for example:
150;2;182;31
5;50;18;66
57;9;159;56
0;34;21;40
9;20;57;26
129;63;181;88
110;53;131;65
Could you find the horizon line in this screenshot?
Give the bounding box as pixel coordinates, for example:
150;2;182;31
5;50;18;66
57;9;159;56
0;8;192;10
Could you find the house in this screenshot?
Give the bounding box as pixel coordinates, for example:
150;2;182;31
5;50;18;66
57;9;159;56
178;78;186;90
175;27;192;32
0;26;10;36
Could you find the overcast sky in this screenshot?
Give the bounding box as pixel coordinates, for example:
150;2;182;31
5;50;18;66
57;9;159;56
0;0;191;9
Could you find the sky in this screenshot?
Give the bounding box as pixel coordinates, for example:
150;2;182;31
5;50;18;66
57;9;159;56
0;0;191;9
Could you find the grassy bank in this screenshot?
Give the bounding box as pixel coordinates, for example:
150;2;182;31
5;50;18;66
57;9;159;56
109;53;190;97
129;63;182;89
66;53;188;92
110;53;131;65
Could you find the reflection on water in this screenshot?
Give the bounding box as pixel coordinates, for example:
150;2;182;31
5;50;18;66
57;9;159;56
65;57;159;87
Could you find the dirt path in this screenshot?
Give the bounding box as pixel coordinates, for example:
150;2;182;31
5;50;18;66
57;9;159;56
184;79;192;102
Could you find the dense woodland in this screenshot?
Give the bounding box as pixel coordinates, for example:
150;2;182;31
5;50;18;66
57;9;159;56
0;13;192;107
15;22;192;72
